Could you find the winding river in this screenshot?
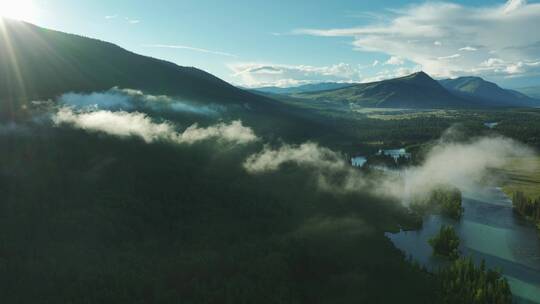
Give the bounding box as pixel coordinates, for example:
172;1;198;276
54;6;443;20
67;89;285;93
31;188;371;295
387;187;540;303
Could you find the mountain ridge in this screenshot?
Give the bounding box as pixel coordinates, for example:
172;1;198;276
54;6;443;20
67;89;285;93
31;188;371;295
1;18;537;111
283;72;538;108
293;71;471;108
0;18;269;108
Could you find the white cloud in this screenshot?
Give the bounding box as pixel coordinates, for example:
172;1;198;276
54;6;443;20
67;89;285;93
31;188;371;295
105;15;118;20
295;0;540;79
434;41;442;46
437;54;461;60
459;46;478;52
481;58;505;67
229;62;360;88
384;56;405;66
476;58;540;76
372;60;379;67
143;44;238;58
53;108;257;145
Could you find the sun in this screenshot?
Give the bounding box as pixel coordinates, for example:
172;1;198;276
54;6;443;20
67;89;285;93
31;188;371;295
0;0;37;22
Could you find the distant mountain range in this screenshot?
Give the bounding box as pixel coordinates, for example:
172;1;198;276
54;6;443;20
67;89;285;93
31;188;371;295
290;72;470;108
251;83;355;95
1;18;537;111
257;72;539;108
0;18;268;108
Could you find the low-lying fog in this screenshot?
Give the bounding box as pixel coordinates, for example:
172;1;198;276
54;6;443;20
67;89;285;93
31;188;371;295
22;88;540;206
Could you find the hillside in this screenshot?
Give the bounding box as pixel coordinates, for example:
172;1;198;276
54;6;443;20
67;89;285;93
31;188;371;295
295;72;469;108
0;19;361;145
0;18;266;107
439;77;538;107
252;82;355;95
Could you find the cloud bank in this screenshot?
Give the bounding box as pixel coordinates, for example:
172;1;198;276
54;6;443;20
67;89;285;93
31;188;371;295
296;0;540;79
53;108;257;145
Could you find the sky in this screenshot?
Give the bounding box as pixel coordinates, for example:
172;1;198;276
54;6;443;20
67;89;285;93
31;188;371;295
3;0;540;88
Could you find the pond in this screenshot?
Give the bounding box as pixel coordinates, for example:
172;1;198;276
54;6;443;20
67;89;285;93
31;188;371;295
351;156;367;167
387;187;540;303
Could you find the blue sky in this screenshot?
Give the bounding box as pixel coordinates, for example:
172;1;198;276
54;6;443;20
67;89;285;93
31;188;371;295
10;0;540;88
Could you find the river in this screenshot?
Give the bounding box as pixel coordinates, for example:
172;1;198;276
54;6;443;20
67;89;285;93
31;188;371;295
387;187;540;303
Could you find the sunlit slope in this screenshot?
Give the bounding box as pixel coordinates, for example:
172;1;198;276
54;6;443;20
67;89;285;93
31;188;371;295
0;18;264;105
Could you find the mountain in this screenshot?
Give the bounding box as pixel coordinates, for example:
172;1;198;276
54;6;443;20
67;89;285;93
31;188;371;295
252;82;355;95
0;18;357;144
0;18;267;107
439;76;538;107
294;72;469;108
515;86;540;100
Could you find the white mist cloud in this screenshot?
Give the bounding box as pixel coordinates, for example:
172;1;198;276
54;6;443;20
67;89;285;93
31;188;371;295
295;0;540;79
53;108;258;145
243;142;371;195
178;120;259;145
60;88;223;116
243;132;536;204
399;136;535;200
244;142;345;173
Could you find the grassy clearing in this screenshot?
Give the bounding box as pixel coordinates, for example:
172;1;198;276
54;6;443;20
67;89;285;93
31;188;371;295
501;157;540;199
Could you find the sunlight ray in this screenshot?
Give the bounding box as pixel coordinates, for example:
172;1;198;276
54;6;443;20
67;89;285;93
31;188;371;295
0;18;28;112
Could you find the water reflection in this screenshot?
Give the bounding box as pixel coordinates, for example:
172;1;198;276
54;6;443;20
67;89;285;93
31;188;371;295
387;188;540;303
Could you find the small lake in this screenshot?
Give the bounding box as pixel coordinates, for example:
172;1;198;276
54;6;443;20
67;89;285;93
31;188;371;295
387;187;540;303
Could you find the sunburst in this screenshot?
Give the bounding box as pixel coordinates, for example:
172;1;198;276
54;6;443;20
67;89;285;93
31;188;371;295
0;0;37;22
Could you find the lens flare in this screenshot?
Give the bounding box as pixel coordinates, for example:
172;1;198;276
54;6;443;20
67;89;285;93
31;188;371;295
0;0;37;22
